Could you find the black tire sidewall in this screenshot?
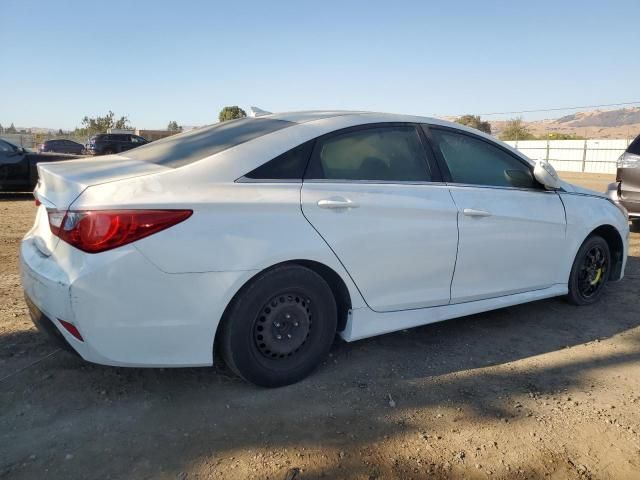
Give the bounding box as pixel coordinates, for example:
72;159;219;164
222;265;337;387
568;235;611;305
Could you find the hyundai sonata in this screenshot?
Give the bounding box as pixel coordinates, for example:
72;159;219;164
21;110;629;387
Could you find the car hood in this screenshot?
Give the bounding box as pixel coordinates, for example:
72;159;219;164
559;180;606;198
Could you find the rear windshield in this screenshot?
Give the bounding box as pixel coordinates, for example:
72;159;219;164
123;117;294;168
627;134;640;156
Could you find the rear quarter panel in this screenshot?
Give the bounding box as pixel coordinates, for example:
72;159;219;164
71;177;367;310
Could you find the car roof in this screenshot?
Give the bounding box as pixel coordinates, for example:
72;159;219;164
261;110;485;136
264;110;442;125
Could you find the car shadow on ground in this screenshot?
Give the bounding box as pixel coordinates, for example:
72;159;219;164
2;255;639;479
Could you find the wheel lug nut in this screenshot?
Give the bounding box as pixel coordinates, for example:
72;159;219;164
287;334;292;339
274;322;280;327
276;334;282;340
293;322;299;327
285;314;291;319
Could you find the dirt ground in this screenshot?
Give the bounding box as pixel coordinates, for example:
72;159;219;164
1;173;639;480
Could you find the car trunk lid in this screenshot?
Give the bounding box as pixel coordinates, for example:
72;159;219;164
32;156;169;255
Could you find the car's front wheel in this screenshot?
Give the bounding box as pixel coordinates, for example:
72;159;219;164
219;264;337;387
567;235;611;305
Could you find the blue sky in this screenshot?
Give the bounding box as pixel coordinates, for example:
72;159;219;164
2;0;639;130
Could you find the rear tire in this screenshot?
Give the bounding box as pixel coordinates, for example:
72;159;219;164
219;265;337;387
566;235;611;306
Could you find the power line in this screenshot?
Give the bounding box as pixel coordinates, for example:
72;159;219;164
445;101;640;118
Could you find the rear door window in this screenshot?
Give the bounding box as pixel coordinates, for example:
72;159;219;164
124;118;294;168
305;125;431;182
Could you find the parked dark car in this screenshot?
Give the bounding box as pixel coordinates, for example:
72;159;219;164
38;139;84;155
607;133;640;226
85;133;148;156
0;139;78;191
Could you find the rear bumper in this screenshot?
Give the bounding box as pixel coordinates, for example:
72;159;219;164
24;294;79;356
620;200;640;217
607;182;640;217
20;235;254;368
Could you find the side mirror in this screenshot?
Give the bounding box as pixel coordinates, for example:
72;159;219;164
533;160;561;189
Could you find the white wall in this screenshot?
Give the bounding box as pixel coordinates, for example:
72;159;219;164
504;139;630;174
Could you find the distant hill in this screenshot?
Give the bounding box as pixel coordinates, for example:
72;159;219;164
556;107;640;128
448;107;640;140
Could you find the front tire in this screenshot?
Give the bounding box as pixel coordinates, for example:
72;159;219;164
566;235;611;305
219;265;337;387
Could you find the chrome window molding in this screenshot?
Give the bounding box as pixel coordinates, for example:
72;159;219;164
302;179;447;186
235;176;301;184
445;182;557;194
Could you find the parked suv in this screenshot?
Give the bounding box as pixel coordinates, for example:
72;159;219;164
607;134;640;226
85;133;148;155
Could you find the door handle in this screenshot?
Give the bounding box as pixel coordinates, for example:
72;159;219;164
317;198;359;209
463;208;492;217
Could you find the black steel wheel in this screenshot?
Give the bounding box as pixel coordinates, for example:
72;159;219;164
567;235;611;305
219;264;337;387
253;293;312;359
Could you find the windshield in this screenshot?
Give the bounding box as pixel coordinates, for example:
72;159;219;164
123;117;294;168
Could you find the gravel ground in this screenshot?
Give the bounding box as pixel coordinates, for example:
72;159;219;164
1;173;639;480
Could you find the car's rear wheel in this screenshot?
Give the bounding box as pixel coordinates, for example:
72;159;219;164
566;235;611;305
219;264;337;387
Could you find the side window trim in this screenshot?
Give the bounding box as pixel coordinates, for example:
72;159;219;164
304;122;441;184
422;124;543;191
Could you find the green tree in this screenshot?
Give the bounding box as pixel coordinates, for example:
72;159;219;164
218;106;247;122
455;114;492;134
167;120;182;132
57;128;64;135
0;123;3;134
499;117;535;141
74;111;131;137
6;123;17;134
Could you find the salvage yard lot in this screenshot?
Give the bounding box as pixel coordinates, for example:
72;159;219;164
1;172;639;480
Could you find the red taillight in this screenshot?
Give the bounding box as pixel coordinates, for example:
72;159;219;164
47;209;192;253
58;319;84;341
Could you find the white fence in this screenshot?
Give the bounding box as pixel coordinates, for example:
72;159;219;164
504;139;632;174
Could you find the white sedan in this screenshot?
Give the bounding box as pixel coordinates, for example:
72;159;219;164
20;111;629;387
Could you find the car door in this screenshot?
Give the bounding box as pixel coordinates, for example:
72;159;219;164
425;125;567;303
301;123;459;312
0;140;29;189
61;140;74;153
